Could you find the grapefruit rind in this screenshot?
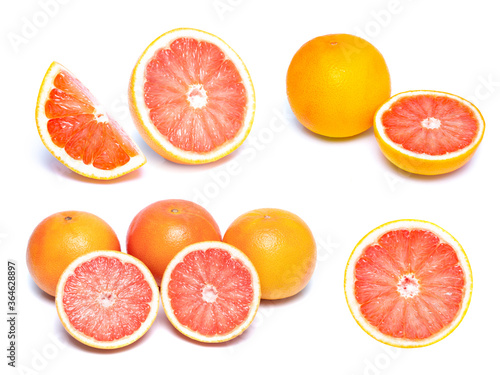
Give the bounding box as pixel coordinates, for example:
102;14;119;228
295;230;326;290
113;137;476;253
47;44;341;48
36;62;146;180
374;90;485;175
129;28;256;164
160;241;261;343
55;250;160;349
344;219;472;348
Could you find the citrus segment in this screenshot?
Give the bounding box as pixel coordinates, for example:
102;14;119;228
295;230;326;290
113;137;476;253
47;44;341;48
36;62;146;179
345;220;472;347
56;251;159;349
129;28;255;164
161;241;260;343
374;90;485;175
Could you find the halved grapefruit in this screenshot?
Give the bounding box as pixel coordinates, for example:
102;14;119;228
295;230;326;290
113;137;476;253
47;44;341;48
161;241;260;343
129;28;255;164
374;90;485;175
55;251;159;349
344;220;472;348
36;62;146;179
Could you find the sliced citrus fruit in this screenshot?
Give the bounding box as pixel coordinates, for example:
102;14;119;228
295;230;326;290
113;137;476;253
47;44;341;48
56;250;159;349
129;28;255;164
36;62;146;179
374;90;485;175
344;219;472;348
161;241;260;343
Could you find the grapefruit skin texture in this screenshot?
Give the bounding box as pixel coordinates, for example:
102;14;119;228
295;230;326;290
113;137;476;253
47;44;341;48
56;250;159;349
26;211;121;297
126;199;222;284
128;28;255;164
344;219;473;348
286;34;390;138
374;90;485;175
223;208;316;300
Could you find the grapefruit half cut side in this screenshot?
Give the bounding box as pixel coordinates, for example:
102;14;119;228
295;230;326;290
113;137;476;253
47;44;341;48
374;90;485;175
344;219;472;348
36;62;146;180
161;241;260;343
55;251;159;349
129;28;255;164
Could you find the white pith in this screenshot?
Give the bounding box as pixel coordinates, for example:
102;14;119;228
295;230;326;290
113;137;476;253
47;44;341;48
36;62;146;179
187;84;208;109
55;250;159;349
160;241;261;343
374;90;485;160
344;219;473;348
397;273;420;299
421;117;441;130
130;28;256;163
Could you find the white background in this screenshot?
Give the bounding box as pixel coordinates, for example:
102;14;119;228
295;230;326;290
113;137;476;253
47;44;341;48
1;0;499;374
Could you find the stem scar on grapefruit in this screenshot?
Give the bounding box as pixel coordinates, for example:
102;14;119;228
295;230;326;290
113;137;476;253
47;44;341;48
126;199;222;284
129;28;255;164
374;90;485;175
26;211;121;297
344;220;472;348
36;62;146;179
56;251;159;349
161;241;260;343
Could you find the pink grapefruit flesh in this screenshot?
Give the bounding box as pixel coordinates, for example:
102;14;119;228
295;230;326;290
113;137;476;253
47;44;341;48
381;94;480;155
345;220;472;347
144;37;247;153
161;241;260;343
56;251;159;349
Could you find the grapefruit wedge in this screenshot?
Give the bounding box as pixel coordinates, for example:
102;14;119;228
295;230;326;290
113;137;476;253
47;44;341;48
161;241;260;343
345;220;472;348
36;62;146;179
374;90;485;175
55;251;159;349
129;28;255;164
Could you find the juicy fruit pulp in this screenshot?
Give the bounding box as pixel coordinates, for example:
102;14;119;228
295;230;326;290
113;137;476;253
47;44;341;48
129;28;255;164
145;38;247;152
37;62;146;179
345;220;472;347
161;242;260;343
56;251;159;349
374;90;485;175
381;94;480;155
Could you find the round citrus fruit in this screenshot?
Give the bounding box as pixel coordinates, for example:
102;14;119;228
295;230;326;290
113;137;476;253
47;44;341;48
129;28;255;164
223;208;316;300
36;62;146;179
344;219;472;348
286;33;390;138
56;250;159;349
126;199;222;284
27;211;121;297
161;241;260;343
374;90;485;175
